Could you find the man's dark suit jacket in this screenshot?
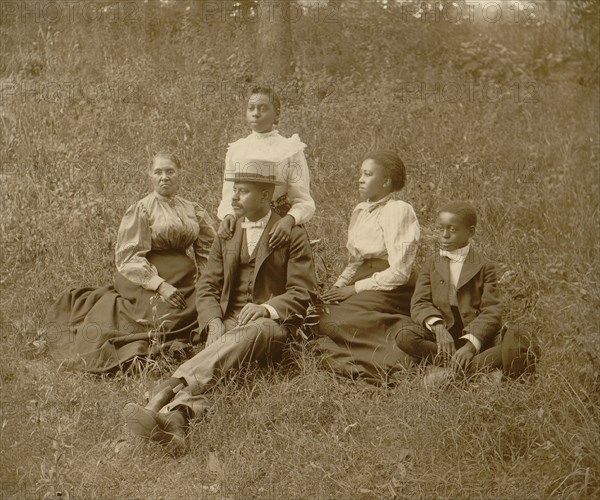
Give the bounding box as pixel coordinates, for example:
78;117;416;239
410;247;502;348
196;212;317;330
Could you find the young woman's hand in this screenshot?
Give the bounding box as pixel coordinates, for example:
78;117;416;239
157;282;186;310
268;215;295;248
218;214;236;239
433;323;456;360
321;286;356;304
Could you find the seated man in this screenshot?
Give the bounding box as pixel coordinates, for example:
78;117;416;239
123;161;318;447
396;201;539;378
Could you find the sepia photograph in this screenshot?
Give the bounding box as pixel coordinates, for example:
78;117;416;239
0;0;598;498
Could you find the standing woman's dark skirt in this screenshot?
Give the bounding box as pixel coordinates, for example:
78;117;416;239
314;259;415;384
46;250;199;373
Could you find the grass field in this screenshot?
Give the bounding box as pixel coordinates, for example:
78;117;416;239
1;1;599;498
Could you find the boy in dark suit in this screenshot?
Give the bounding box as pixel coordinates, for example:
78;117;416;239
123;161;318;447
397;201;538;376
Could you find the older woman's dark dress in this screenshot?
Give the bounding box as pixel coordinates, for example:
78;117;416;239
46;192;215;372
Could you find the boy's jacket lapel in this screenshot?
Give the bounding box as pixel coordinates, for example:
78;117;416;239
457;247;484;290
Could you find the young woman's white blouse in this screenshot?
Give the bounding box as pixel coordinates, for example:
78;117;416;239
217;130;315;225
334;195;420;292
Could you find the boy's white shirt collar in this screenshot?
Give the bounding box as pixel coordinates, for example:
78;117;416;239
439;244;470;263
440;244;470;289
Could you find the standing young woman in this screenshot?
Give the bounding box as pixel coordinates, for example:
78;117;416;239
217;86;315;248
315;150;420;383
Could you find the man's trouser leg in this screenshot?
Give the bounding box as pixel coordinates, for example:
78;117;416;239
162;317;287;417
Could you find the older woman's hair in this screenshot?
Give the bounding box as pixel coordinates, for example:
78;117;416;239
439;201;477;228
363;150;406;192
249;85;281;123
150;151;182;170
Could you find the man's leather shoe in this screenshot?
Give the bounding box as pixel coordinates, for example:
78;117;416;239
123;403;186;449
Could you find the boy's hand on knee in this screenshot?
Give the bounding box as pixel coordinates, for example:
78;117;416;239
452;342;476;372
218;215;236;239
433;323;456;360
237;303;269;325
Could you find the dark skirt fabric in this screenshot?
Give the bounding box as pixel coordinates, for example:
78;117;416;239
314;260;416;384
46;250;199;373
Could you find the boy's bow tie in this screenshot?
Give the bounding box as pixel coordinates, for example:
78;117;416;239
241;221;266;229
439;249;467;263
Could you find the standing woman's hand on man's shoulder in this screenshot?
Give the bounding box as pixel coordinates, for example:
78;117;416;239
268;214;295;249
218;214;236;239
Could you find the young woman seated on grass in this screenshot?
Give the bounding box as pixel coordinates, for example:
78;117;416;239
314;150;420;384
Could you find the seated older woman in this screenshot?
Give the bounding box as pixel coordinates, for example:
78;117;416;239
46;152;216;373
315;150;420;384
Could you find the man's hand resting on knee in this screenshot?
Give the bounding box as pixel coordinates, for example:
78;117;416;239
237;303;269;325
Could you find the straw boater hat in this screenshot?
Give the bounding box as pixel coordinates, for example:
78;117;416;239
224;159;285;185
